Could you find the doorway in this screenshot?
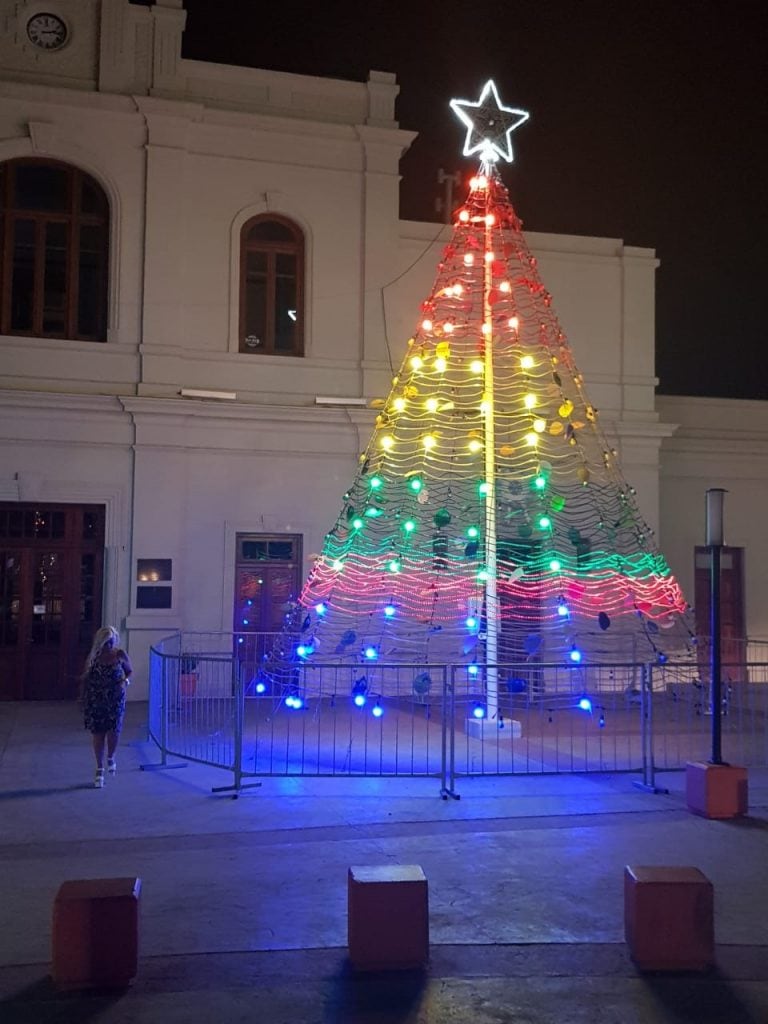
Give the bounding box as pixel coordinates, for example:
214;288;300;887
694;545;746;676
233;533;302;668
0;503;105;700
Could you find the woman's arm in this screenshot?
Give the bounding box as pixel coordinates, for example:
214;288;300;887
118;650;133;681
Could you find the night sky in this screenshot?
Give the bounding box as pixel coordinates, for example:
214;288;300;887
182;1;767;401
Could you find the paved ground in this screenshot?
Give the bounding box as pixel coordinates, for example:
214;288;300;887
1;701;767;1023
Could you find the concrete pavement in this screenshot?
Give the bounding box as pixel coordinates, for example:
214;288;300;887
1;701;767;1023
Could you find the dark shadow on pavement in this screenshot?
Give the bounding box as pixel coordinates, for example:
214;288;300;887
0;975;126;1024
643;967;761;1024
723;815;768;831
322;962;427;1024
0;785;92;800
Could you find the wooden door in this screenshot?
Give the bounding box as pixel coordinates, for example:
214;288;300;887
0;504;104;700
233;534;302;669
694;546;746;677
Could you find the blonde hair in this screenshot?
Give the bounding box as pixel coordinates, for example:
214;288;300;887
84;626;120;673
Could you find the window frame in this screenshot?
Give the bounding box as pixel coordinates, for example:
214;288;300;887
239;214;304;357
0;158;109;342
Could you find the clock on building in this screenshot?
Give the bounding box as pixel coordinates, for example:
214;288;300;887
26;12;68;50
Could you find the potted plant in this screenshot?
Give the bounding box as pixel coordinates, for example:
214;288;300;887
180;655;198;697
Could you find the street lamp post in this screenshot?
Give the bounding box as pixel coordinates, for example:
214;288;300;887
705;488;727;766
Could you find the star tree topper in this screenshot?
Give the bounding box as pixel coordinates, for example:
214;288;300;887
450;80;529;163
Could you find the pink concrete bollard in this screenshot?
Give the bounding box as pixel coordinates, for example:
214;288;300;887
52;877;141;990
686;761;748;819
624;866;714;971
348;865;429;970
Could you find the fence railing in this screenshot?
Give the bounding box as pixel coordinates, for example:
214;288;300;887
145;632;768;795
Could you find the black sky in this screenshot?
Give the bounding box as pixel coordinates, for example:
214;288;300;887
182;1;767;400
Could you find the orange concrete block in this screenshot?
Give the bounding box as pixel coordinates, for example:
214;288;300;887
348;865;429;970
686;761;748;819
624;866;714;971
52;877;141;990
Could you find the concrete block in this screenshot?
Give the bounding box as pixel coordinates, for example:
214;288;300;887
624;865;714;971
52;877;141;990
465;717;522;738
686;761;748;819
348;864;428;970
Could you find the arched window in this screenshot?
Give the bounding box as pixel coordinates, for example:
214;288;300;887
240;215;304;356
0;159;109;341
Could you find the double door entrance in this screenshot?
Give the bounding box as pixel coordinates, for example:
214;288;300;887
233;533;302;666
0;503;104;700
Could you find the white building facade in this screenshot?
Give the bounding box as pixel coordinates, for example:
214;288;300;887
0;0;764;700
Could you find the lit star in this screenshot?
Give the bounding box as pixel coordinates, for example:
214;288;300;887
450;80;529;164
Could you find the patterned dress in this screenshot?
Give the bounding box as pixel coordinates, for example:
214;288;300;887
83;659;127;734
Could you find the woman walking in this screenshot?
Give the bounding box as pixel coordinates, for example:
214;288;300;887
81;626;132;788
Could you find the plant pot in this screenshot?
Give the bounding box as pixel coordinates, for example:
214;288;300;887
180;673;198;697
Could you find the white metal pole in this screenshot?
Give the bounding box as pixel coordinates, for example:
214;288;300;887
482;165;498;720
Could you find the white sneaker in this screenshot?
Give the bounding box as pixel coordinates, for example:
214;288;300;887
94;769;105;788
107;758;117;775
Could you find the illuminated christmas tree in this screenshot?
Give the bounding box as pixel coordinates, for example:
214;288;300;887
271;81;694;715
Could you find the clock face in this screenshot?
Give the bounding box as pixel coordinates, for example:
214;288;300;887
26;12;68;50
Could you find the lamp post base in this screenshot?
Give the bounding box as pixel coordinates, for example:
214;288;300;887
465;717;522;739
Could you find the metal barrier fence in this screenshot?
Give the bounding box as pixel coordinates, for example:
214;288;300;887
145;632;768;795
